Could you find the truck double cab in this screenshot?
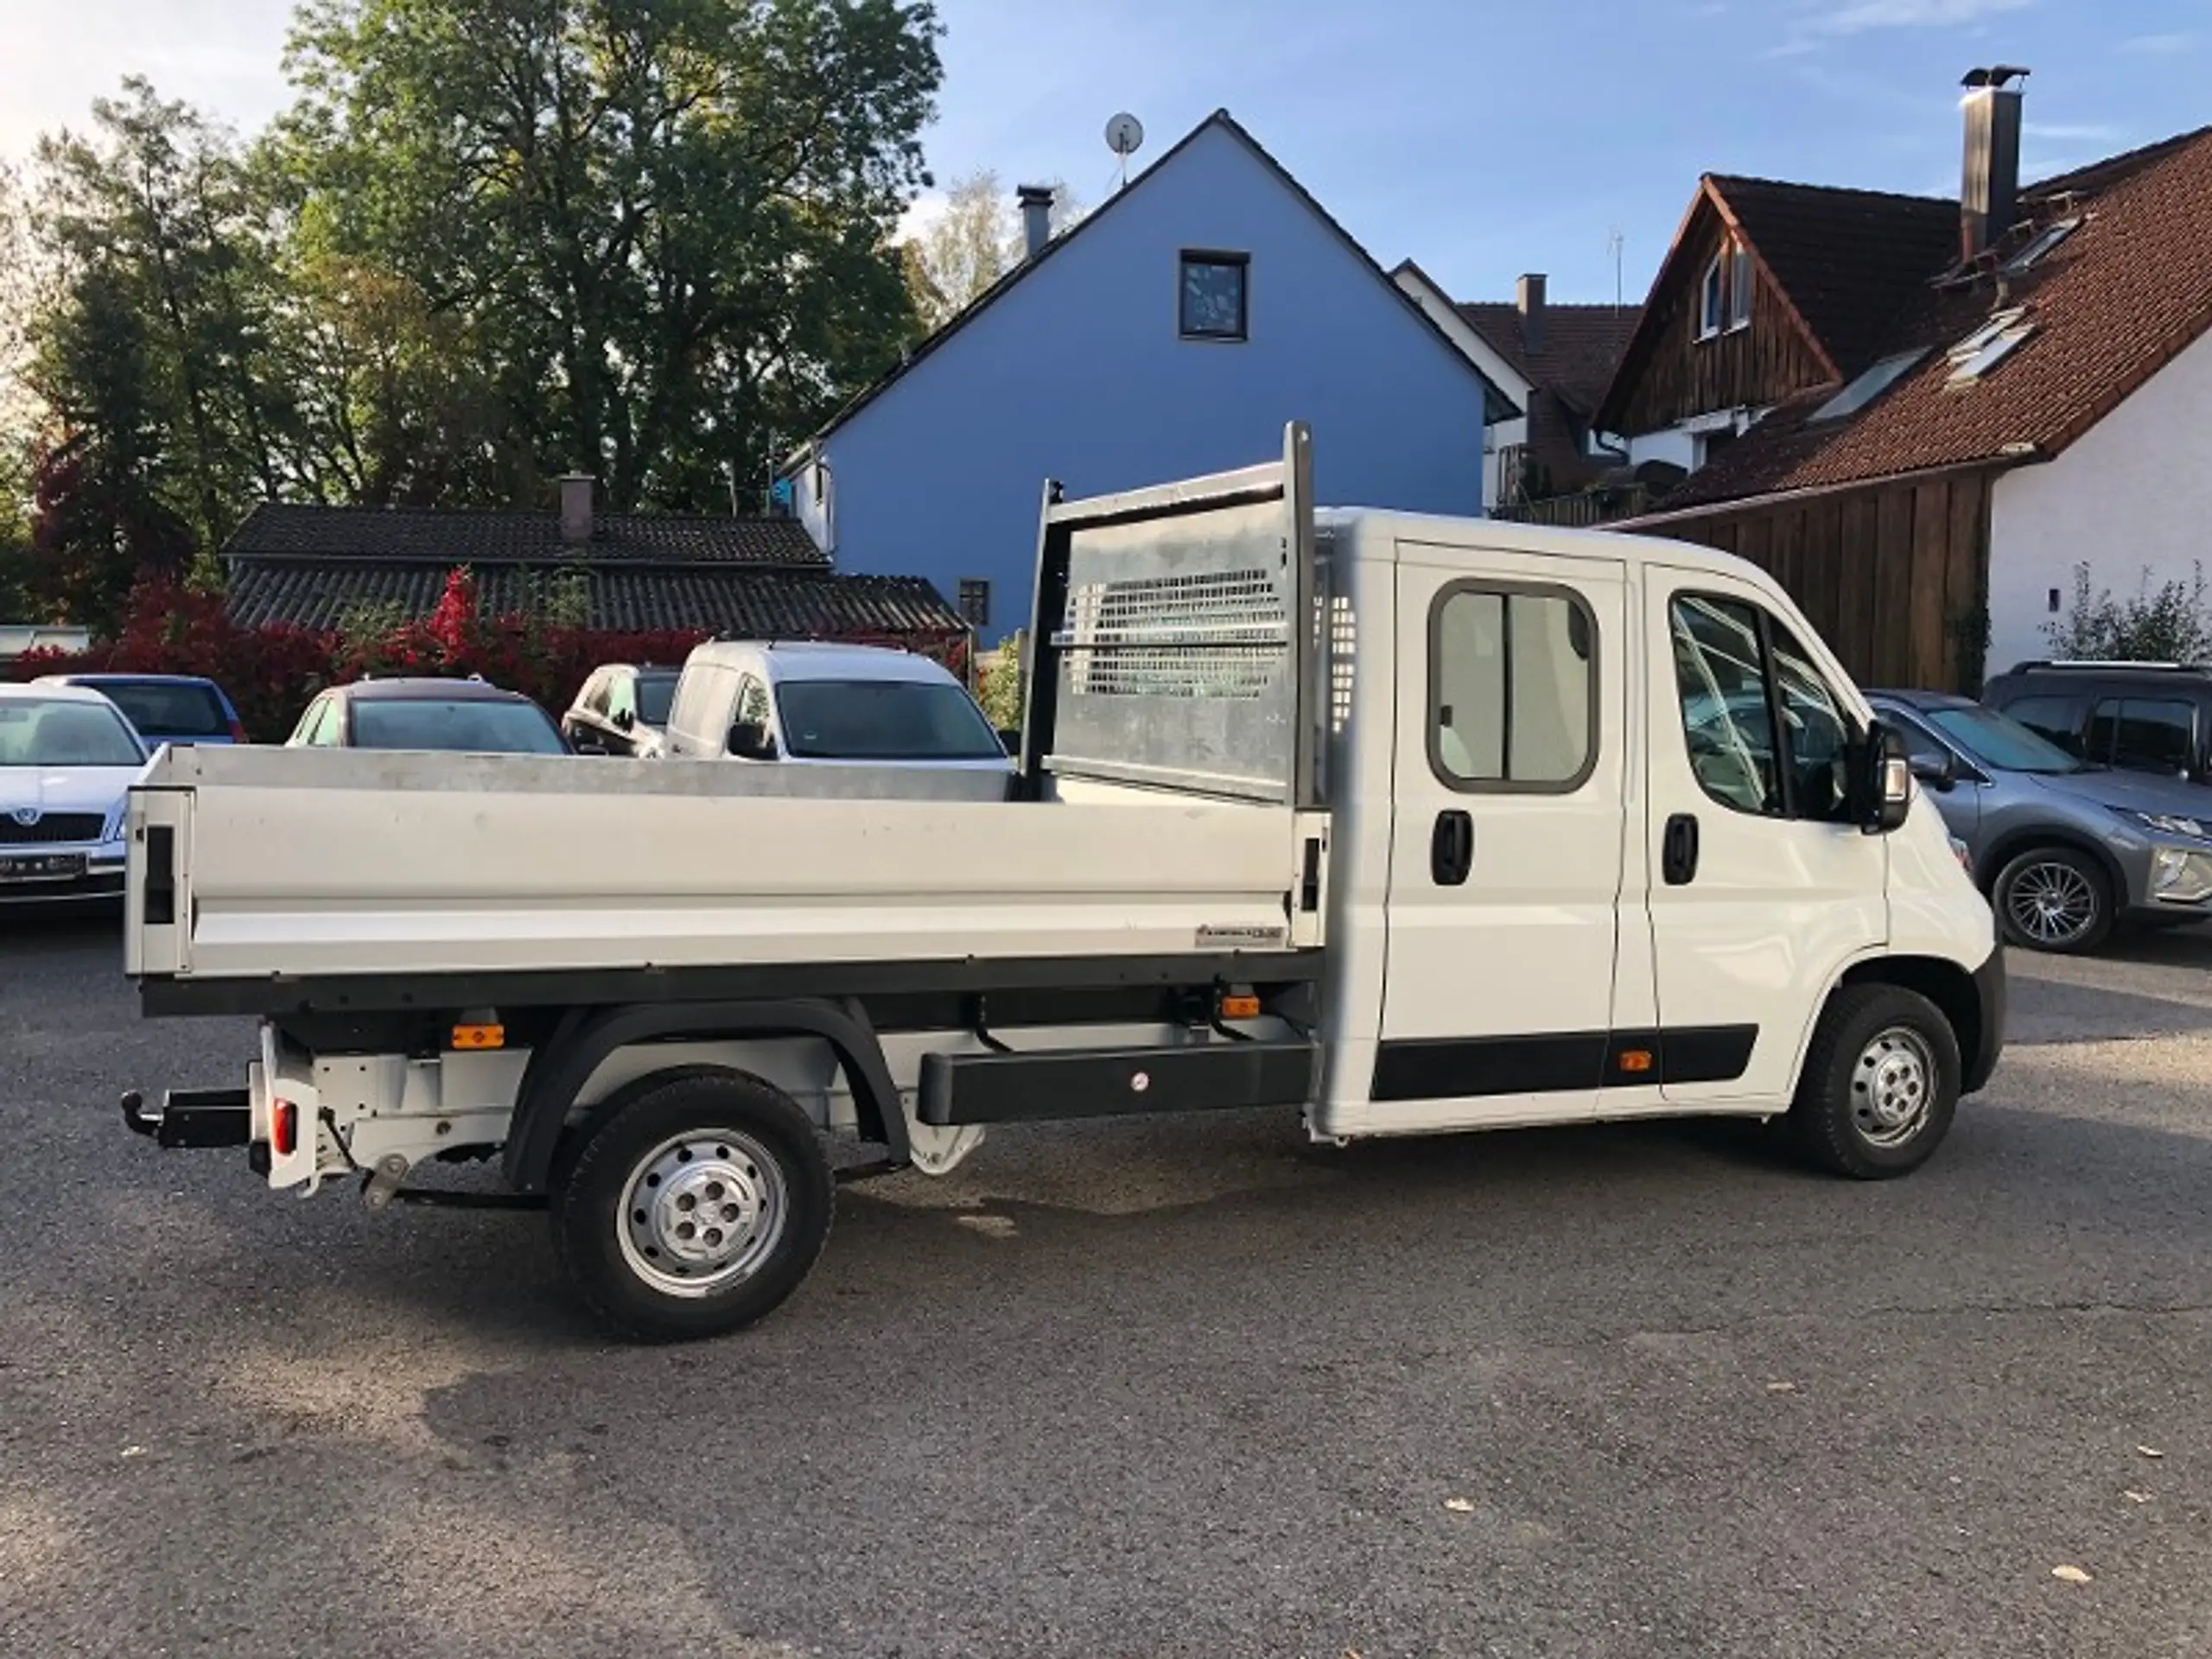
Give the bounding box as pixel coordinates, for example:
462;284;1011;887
118;428;2004;1342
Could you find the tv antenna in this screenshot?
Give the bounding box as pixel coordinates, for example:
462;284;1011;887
1607;227;1625;311
1105;112;1145;190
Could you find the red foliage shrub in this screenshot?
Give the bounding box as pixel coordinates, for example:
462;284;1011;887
5;570;972;744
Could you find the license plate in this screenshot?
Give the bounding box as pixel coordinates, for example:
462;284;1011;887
0;853;86;883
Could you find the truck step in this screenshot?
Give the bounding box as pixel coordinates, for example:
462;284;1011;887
918;1040;1318;1127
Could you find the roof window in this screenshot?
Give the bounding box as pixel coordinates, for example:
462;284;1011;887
1946;306;2037;387
1808;346;1931;423
2003;217;2082;275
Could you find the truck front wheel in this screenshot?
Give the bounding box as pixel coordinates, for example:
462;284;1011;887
1787;984;1961;1180
551;1071;834;1343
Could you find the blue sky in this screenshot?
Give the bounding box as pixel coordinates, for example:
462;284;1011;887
3;0;2207;305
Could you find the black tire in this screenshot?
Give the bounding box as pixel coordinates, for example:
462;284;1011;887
1788;984;1961;1180
1991;844;2113;954
551;1070;833;1343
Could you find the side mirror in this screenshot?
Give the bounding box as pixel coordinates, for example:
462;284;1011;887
1908;750;1956;791
1855;721;1913;835
728;719;778;761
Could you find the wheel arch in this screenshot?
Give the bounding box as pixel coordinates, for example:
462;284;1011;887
1974;826;2126;906
501;998;906;1195
1835;955;1984;1091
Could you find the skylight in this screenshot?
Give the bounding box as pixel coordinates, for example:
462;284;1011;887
1808;347;1931;423
2003;217;2082;275
1946;306;2037;387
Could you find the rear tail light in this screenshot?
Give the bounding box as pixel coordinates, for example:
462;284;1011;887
270;1100;298;1158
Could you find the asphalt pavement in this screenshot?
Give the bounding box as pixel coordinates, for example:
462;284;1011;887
2;912;2209;1658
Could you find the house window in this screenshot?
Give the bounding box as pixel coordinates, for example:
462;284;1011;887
957;578;991;628
1699;239;1752;340
1179;251;1249;340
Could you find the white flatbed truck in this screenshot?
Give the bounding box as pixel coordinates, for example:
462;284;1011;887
118;427;2004;1342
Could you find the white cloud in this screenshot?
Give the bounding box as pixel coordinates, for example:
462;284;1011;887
2025;122;2121;143
1801;0;2033;37
2117;32;2196;55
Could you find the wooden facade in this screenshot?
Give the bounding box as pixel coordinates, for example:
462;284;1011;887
1638;467;1996;694
1604;205;1834;436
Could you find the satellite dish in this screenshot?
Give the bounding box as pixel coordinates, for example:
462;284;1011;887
1105;113;1145;159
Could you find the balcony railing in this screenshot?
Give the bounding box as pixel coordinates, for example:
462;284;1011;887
1494;484;1651;528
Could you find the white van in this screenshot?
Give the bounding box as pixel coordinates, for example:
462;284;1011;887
660;639;1012;799
118;426;2001;1342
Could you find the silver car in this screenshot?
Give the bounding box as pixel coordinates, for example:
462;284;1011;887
1871;690;2212;953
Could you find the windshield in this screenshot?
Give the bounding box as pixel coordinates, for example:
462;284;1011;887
0;697;146;766
1926;704;2084;774
637;673;678;728
776;679;1004;761
351;698;566;755
92;679;230;738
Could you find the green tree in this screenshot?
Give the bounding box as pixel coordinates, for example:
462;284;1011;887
2045;561;2212;664
29;79;290;562
900;168;1083;330
282;0;945;512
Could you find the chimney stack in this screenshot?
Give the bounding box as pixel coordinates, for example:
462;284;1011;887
1516;273;1548;353
1960;65;2030;261
1016;184;1055;261
559;474;594;545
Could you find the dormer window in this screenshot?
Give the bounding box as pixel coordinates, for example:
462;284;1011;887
1699;240;1753;340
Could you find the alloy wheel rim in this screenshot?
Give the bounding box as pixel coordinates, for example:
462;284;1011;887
2005;861;2098;946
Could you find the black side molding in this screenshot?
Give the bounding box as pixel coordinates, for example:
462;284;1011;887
918;1039;1319;1127
1370;1026;1758;1103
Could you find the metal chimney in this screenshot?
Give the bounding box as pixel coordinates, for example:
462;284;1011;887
1516;273;1548;353
1961;66;2030;260
1016;184;1055;261
558;474;594;545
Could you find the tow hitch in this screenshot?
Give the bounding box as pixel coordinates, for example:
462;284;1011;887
120;1088;253;1150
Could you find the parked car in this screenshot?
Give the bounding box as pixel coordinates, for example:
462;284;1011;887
0;682;149;904
38;672;246;748
1870;689;2212;952
660;641;1014;798
286;677;569;755
1980;660;2212;787
563;663;680;758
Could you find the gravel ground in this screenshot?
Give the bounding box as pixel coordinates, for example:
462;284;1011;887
1;912;2209;1658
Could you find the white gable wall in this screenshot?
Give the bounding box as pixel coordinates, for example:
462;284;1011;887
804;122;1493;642
1988;327;2212;677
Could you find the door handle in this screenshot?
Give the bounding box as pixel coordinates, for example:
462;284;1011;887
1662;812;1700;887
1431;809;1473;887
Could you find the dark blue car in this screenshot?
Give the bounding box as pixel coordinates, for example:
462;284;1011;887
36;674;247;748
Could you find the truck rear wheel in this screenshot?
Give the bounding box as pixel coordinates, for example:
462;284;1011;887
1787;984;1961;1180
551;1071;833;1343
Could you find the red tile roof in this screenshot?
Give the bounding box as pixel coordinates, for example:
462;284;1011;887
1458;302;1643;492
1637;126;2212;517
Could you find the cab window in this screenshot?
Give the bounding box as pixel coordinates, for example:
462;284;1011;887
1428;582;1597;791
1669;594;1856;822
735;675;773;730
606;672;636;723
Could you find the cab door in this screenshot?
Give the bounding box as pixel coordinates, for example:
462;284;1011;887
1368;543;1630;1131
1641;571;1888;1108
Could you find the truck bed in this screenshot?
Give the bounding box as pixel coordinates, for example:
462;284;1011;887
125;746;1320;1000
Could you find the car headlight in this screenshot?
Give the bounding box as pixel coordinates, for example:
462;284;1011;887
102;804;124;842
2151;846;2212;905
2130;810;2212;841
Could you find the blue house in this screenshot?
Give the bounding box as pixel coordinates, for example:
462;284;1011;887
785;111;1515;643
